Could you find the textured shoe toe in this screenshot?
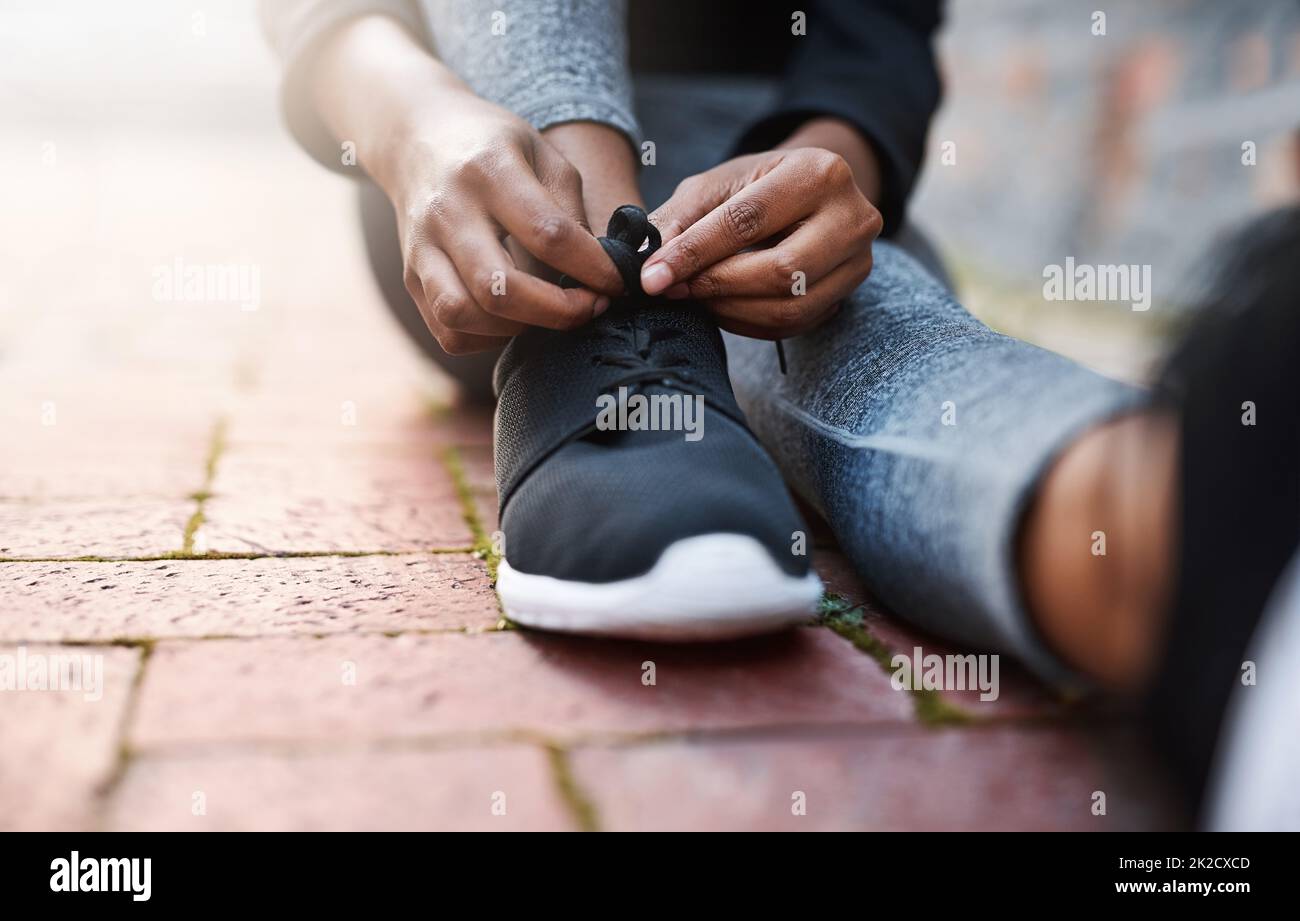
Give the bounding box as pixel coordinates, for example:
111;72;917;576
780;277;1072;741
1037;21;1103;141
503;419;808;584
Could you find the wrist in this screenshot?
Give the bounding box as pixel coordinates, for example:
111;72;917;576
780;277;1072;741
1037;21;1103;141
542;122;642;228
778;117;882;203
309;15;468;191
374;79;479;192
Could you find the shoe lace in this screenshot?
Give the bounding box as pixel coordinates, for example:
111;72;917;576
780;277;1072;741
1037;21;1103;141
567;204;787;378
590;319;694;389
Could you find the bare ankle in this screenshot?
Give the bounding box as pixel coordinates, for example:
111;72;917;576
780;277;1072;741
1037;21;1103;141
1019;411;1179;690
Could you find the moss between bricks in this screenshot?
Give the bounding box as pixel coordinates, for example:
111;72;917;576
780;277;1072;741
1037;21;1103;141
545;745;601;832
179;510;207;556
180;418;227;555
425;397;452;422
94;639;155;806
440;446;500;580
816;593;971;727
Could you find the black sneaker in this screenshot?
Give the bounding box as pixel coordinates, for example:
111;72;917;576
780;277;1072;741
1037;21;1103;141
491;206;822;640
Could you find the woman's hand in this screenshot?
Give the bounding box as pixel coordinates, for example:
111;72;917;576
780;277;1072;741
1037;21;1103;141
312;16;623;354
382;94;628;353
642;120;884;339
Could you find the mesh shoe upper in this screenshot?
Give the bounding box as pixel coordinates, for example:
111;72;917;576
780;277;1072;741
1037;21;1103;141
492;207;810;584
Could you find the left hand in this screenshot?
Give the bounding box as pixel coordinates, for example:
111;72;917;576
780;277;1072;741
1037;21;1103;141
642;145;882;339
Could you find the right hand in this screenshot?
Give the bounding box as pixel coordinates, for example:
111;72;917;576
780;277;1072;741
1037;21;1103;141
381;90;624;354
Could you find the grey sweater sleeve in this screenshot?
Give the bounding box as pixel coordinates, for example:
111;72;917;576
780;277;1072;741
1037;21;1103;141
259;0;640;175
423;0;639;150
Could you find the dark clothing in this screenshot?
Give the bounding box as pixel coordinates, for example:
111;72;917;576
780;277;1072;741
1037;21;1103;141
629;1;945;234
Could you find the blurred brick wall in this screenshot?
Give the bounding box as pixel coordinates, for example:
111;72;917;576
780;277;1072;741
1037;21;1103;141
911;0;1300;309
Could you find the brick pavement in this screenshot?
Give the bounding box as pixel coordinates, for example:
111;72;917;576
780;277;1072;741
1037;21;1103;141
0;83;1182;833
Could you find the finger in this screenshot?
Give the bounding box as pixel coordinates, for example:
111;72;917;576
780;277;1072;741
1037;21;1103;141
427;318;514;356
443;217;609;330
404;252;515;354
531;141;592;232
640;162;816;295
681;215;854;300
707;252;872;339
647;153;776;245
647;170;735;248
485;149;623;295
416;247;525;338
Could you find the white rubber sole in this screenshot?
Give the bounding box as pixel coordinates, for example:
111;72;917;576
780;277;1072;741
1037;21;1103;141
497;533;823;641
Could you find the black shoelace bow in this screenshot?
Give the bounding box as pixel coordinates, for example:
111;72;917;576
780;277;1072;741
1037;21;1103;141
562;204;787;374
582;204;662;297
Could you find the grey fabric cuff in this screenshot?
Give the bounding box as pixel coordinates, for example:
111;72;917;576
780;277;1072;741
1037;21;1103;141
260;0;425;175
423;0;640;155
517;95;641;154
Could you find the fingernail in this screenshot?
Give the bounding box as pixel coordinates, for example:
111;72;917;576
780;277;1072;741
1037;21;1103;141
666;283;690;300
641;262;673;295
592;296;610;317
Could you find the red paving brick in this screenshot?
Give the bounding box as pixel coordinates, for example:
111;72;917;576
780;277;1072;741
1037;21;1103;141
202;444;474;553
0;389;214;501
129;628;912;749
211;445;458;501
454;443;499;535
0;645;141;831
569;726;1182;831
0;554;497;642
0;499;195;559
200;497;472;555
220;393;493;450
1;445;211;503
105;746;573;831
219;394;429;446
